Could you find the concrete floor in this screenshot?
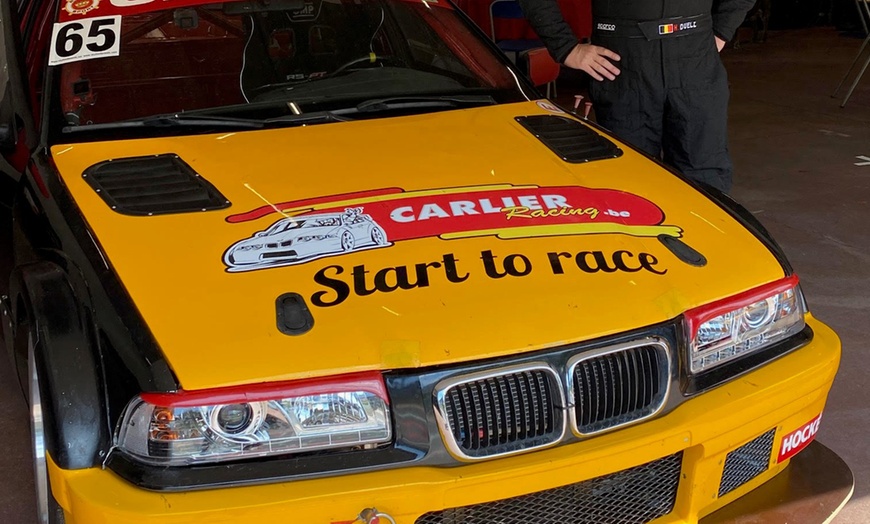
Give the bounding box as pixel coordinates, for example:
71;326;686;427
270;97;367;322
725;27;870;524
0;26;868;523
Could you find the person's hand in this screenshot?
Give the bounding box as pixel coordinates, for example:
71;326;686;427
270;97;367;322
563;43;621;81
715;36;726;52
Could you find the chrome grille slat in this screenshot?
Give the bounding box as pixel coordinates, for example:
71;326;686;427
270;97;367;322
590;360;601;423
625;349;639;412
613;353;625;415
637;349;649;407
580;363;593;427
516;374;528;439
469;386;486;449
643;348;656;403
485;381;496;444
508;376;520;440
494;376;509;443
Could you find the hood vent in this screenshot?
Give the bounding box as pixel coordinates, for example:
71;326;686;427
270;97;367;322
516;115;622;163
82;154;230;216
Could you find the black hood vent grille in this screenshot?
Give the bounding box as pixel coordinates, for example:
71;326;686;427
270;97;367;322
516;115;622;163
83;154;230;216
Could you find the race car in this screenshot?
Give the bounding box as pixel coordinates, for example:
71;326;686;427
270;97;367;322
224;209;389;270
0;0;850;523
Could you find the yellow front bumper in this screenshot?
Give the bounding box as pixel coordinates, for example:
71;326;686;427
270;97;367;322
48;316;842;524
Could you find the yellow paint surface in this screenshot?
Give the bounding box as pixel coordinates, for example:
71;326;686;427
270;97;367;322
51;101;785;390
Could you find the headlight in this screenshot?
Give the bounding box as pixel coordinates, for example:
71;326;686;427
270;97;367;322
297;235;330;242
685;275;805;374
237;244;263;251
117;372;392;466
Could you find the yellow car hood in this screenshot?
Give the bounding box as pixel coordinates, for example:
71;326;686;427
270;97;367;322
52;102;785;391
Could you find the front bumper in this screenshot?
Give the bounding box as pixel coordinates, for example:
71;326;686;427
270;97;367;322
49;316;845;524
701;440;852;524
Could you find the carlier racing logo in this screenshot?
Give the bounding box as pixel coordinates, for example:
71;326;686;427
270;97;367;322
222;184;682;272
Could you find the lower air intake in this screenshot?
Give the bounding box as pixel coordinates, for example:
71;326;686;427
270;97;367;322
415;452;682;524
718;429;776;497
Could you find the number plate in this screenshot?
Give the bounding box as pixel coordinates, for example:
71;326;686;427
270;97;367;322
49;16;121;66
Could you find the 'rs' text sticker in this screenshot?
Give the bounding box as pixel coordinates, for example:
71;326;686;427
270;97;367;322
49;16;121;66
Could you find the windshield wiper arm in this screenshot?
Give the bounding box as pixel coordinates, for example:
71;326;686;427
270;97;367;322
62;95;496;134
262;96;495;124
263;110;350;126
63;110;349;134
355;95;497;113
139;115;265;128
62;114;265;133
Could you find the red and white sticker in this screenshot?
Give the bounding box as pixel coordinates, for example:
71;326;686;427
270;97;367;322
49;16;121;66
536;101;565;114
64;0;101;16
777;413;822;463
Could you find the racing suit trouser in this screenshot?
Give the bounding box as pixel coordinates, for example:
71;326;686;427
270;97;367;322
516;0;755;194
589;26;733;192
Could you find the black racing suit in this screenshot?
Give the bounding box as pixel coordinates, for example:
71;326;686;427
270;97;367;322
517;0;755;192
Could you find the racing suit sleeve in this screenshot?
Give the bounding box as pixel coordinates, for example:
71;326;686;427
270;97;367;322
516;0;579;63
712;0;757;41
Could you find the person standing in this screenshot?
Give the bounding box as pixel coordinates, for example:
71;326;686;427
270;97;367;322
517;0;756;192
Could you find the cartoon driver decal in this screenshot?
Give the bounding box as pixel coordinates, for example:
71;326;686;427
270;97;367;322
223;184;682;272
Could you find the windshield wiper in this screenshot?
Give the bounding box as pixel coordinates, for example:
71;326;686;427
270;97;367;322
263;111;350;125
354;95;497;113
260;96;496;125
62;95;495;134
62;110;350;134
63;113;265;133
265;95;497;123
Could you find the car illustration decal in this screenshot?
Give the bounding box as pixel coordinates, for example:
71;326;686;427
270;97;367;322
224;208;390;272
223;184;682;272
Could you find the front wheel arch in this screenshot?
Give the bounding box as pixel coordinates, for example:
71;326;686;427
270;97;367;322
10;262;109;471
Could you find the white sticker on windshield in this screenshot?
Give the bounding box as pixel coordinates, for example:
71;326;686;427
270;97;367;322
49;16;121;66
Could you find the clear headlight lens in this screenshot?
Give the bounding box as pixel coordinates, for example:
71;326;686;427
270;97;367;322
117;372;391;466
237;244;263;251
686;275;806;374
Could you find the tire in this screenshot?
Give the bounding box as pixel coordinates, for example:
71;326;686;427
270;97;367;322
340;231;354;252
27;333;65;524
371;227;387;246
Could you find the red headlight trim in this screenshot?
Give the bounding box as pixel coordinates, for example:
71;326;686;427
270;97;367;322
684;274;800;342
140;370;389;408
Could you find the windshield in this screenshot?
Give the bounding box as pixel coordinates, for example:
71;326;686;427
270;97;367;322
51;0;529;137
